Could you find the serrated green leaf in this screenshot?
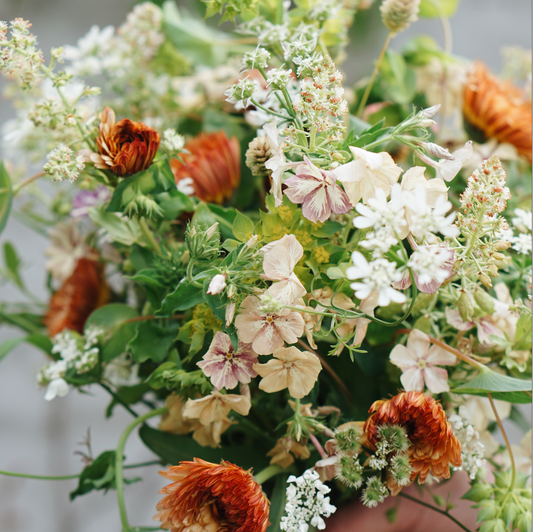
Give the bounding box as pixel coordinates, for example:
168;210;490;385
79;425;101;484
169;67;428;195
0;161;12;236
157;280;204;316
419;0;460;18
451;367;532;403
127;321;175;363
479;519;498;532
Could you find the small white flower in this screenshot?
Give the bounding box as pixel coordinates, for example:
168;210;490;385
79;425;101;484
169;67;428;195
240;47;271;72
224;77;259;107
162;128;185;154
407;246;453;286
207;273;227;295
511;233;532;254
435;141;473;182
512;208;532;232
347;251;406;306
43;145;85;183
103;354;139;387
44;378;70;401
266;67;293;91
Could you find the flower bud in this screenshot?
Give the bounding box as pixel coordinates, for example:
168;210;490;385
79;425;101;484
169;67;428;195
225;302;236;327
380;0;421;34
422;104;441;119
495;240;511;251
207;273;227;295
479;273;493;288
473;290;495;314
457;291;475;322
337;455;363;488
423;142;454;160
487;264;499;277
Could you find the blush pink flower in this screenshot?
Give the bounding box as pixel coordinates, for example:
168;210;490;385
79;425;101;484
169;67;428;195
234;295;305;355
283;156;352;223
262;234;306;305
197;332;258;390
445;308;505;344
390;329;456;394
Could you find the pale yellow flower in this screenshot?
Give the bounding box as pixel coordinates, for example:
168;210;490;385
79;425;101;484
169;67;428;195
253;346;322;399
334;147;402;206
267;436;311;468
192;418;233;448
159;394;197;435
183;391;251;425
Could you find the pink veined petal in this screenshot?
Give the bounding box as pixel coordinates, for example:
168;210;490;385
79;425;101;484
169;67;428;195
391;270;412;291
235;312;268;343
426;345;457;366
406;329;431;360
477;319;505;344
414;272;441;295
400;367;424;392
284;175;322;204
253;322;285;355
445;308;475;331
390;344;418;370
210;331;232;354
326;182;352;215
302;186;331;223
423;366;450;394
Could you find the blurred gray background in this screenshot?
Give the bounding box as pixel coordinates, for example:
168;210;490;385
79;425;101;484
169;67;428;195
0;0;531;531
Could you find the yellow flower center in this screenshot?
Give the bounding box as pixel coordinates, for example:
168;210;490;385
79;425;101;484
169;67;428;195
417;359;427;369
226;351;234;361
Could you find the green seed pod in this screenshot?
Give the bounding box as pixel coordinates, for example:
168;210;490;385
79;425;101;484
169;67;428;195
474;290;495;314
457;291;475;322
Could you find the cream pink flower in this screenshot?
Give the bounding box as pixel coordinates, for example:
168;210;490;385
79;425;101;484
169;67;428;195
253;346;322;398
389;329;456;394
197;332;258;390
283;156;351;223
235;295;305;355
183;391;251;425
334;147;402;206
206;274;227;295
445;308;505;344
262;234;306;305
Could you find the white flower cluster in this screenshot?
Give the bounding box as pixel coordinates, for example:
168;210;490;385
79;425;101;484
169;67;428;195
64;25;114;77
119;2;164;60
162;128;185;155
449;407;486;479
280;469;336;532
503;208;533;255
37;326;104;401
0;18;44;89
240;46;271;72
224;76;259;107
407;245;453;285
43;144;85;182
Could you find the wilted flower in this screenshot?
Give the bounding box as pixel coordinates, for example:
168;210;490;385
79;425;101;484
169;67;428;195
245;135;274;177
253;346;322;399
463;62;532;163
44;257;108;336
235;295;305;355
155;458;270;532
183;391;251;426
364;391;462;493
334;147;402;206
84;107;161;177
171;131;241;204
197;332;258;390
267;436;311;468
389;329;456;393
283;156;352;224
159;394;198;435
262;234;306;305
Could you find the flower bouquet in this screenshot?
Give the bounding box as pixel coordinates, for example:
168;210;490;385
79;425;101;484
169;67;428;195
0;1;531;531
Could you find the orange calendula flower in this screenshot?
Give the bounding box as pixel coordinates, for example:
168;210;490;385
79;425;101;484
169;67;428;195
87;106;161;176
364;391;462;493
155;458;270;532
44;257;108;337
171;131;241;204
463;62;532;163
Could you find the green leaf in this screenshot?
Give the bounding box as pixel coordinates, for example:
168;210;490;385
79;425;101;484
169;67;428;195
514;313;532;351
3;242;23;288
157;189;196;220
266;473;289;532
516;512;532;532
85;304;139;361
157;280;204;316
88;208;141;246
477;501;498;524
232;211;255;242
0;337;25;363
69;451;140;501
380;50;416;105
509;405;531;432
419;0;460;18
0;310;44;334
0;161;12;236
127;321;175;363
462;483;493;502
139;425;269;471
502;502;519;528
26;333;53;355
451;367;532;403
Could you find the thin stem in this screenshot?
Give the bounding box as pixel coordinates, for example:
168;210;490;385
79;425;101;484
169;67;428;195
0;470;79;480
425;335;484;370
250;98;293;121
253;464;285;485
356;32;392;118
124;314;184;324
398;492;473;532
297;339;353;403
138;217;161;255
123;460;162;469
309;433;327;459
99;383;139;418
487;393;515;491
12;172;45;194
115;407;167;532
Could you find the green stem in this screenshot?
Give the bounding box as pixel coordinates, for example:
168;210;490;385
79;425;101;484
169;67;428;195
398;492;473;532
356;32;392;118
253;464;285;485
115;407;167;532
250;99;293;121
487;393;515;492
138;217;161;255
12;172;45;195
99;383;139;418
0;470;79;480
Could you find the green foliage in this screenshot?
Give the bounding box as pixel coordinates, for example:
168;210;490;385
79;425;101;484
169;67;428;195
0;162;12;236
266;474;289;532
70;451;140;500
148;362;213;398
127;321;175;363
379;51;416;105
2;242;23;288
419;0;460;18
88;208;141;246
157;280;204;316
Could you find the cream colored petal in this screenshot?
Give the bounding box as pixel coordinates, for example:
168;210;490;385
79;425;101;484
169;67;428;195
401;166;427;191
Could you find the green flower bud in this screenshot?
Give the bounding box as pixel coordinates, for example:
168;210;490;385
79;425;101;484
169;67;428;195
474;290;495;314
457;291;475;322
